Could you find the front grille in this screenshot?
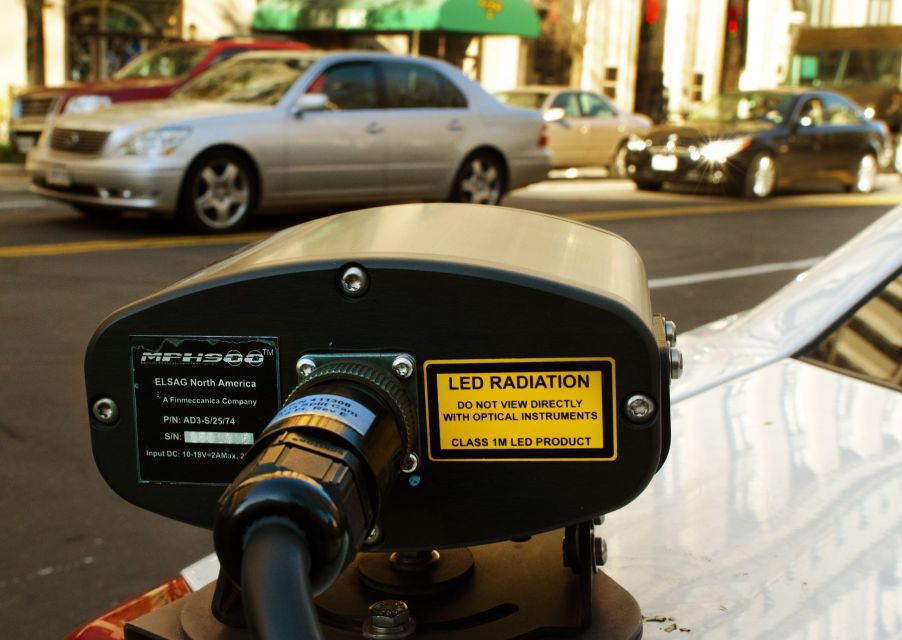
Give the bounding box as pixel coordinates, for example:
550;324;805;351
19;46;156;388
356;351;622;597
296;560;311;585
50;128;110;155
19;96;56;117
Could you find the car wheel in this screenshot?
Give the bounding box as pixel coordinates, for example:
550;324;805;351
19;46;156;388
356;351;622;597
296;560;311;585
849;153;878;193
450;151;506;205
179;150;257;233
633;180;662;192
72;204;119;219
741;152;776;198
610;142;629;178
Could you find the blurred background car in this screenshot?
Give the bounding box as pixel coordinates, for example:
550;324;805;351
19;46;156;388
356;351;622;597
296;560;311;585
625;88;892;198
493;86;651;176
26;50;550;232
8;38;310;156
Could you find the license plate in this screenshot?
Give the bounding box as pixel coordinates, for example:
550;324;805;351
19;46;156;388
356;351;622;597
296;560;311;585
46;165;72;188
14;135;36;154
651;154;678;172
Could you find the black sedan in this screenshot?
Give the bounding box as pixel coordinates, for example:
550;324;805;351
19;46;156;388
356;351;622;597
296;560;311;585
625;89;892;198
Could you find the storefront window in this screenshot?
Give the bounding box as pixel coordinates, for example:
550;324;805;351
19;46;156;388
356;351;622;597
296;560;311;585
67;0;182;81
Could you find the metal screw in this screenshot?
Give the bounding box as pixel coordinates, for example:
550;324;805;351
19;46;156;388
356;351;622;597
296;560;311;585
363;600;415;639
339;265;369;297
624;394;656;422
365;525;382;545
670;347;684;380
664;319;677;345
593;536;608;572
295;356;316;377
402;452;419;474
391;355;415;380
92;398;119;425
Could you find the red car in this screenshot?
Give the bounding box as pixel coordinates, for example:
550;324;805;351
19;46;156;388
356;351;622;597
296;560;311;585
8;38;309;155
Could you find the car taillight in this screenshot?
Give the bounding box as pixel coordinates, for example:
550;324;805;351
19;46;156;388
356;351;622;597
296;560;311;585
64;576;191;640
538;124;549;148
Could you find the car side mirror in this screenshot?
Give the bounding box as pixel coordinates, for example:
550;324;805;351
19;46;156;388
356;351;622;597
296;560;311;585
797;115;814;129
544;107;566;123
292;93;329;117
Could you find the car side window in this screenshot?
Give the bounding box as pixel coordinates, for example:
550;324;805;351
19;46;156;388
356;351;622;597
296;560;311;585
578;92;615;118
550;92;581;119
821;94;863;126
314;62;379;110
207;48;248;69
798;97;826;127
381;61;467;109
800;270;902;390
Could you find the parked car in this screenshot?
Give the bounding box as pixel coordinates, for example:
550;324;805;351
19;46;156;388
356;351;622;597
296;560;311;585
493;86;652;175
625;88;893;197
65;204;902;639
8;39;310;155
26;51;550;233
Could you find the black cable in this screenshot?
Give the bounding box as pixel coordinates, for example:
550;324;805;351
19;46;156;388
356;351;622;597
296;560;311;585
241;517;325;640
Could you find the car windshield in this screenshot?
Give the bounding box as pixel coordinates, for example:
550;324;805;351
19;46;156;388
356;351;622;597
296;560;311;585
113;45;209;80
687;92;795;124
494;91;549;110
172;56;315;105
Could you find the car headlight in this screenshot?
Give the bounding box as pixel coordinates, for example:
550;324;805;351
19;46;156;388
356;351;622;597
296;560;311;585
119;127;191;157
626;134;648;152
64;95;113;115
699;137;751;163
10;98;22;119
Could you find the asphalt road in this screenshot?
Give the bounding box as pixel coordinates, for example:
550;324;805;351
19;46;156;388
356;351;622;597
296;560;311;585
0;165;898;638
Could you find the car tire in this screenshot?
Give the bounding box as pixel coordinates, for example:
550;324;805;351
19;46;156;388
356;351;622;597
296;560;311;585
633;180;662;192
849;153;878;194
740;152;776;198
178;150;257;233
610;142;629;178
449;151;506;205
72;204;119;220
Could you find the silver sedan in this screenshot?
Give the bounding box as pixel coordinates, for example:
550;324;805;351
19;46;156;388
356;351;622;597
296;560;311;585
494;87;651;175
27;51;550;232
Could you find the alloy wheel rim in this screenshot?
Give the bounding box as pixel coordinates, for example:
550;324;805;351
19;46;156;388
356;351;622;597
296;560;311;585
752;156;775;197
193;161;250;229
460;159;501;204
614;145;628;177
857;155;877;193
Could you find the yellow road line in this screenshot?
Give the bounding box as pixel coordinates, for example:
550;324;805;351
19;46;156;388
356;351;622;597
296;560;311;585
0;232;269;258
561;194;902;223
1;194;899;258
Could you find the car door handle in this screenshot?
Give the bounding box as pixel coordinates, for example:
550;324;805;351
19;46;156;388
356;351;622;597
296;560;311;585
448;119;464;132
366;122;384;134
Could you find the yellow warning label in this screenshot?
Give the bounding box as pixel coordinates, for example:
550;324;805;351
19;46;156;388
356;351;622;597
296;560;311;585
424;358;616;462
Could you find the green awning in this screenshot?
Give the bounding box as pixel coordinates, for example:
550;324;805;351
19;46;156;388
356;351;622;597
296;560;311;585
252;0;540;38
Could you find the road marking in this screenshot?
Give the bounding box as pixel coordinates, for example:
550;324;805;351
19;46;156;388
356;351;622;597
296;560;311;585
649;257;823;289
0;233;269;258
561;194;902;223
0;199;54;210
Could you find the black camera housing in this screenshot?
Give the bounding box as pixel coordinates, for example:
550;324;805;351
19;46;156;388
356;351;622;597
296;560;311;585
85;203;671;550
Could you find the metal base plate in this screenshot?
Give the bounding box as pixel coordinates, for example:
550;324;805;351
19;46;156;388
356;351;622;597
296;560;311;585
126;530;642;640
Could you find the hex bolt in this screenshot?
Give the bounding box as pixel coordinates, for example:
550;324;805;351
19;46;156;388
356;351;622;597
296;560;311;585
670;347;684;380
391;355;415;380
92;397;119;425
664;319;677;345
624;394;656;423
593;536;608;572
362;600;415;639
365;525;382;545
295;356;316;378
339;265;369;297
402;452;419;474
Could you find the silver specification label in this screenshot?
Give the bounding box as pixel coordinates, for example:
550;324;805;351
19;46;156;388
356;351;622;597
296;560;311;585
131;336;280;484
